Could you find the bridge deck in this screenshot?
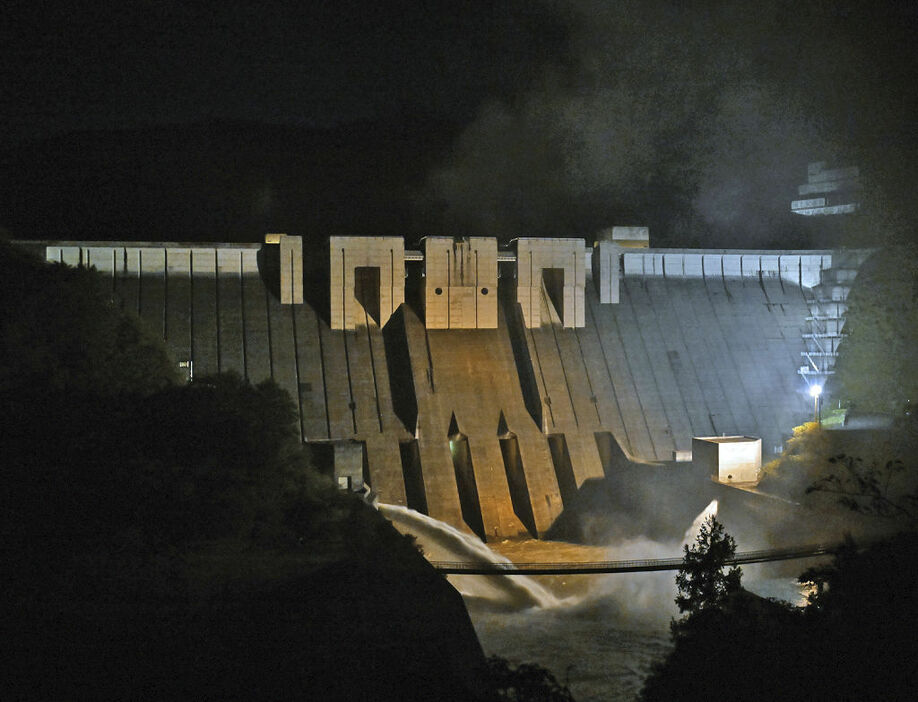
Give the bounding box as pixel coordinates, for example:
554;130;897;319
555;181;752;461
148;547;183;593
432;543;837;574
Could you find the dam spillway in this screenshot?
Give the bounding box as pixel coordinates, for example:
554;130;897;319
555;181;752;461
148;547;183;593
25;238;869;540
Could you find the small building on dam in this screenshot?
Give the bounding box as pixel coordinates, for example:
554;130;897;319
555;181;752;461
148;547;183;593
17;232;871;541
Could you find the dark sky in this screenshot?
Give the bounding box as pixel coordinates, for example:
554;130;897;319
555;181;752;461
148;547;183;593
1;0;563;141
3;1;917;246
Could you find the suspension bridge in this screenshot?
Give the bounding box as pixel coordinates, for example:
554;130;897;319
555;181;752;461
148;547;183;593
432;543;839;575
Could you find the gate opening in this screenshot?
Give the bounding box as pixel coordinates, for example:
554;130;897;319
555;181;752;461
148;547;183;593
354;266;381;324
542;268;565;323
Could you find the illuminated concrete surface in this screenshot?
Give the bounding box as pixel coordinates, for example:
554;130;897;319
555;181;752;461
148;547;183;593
596;226;650;248
275;234;304;304
29;239;870;539
592;240;622;304
329;236;404;330
515;238;587;328
423;236;497;329
692;436;763;484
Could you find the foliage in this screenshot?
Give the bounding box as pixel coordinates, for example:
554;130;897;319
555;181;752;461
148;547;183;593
0;240;179;395
833;245;918;415
0;243;330;587
673;515;742;622
807;453;918;526
3;373;336;600
0;242;330;600
799;532;918;618
0;241;494;702
487;656;575;702
643;532;918;702
796;532;918;700
3;365;489;701
759;421;833;499
762;421;918;520
641;592;804;702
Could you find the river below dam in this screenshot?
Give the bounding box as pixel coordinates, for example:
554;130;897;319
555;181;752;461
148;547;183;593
379;503;810;701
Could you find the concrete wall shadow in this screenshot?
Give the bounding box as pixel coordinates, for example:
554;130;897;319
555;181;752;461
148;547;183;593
302;244;331;327
545;442;713;545
255;244;280;300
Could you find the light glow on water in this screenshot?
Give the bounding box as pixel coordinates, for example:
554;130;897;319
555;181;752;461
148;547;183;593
378;503;560;609
380;500;805;701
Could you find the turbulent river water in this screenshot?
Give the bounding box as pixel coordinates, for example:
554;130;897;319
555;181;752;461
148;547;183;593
379;502;807;702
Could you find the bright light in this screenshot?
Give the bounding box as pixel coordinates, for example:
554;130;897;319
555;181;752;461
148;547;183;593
809;384;822;398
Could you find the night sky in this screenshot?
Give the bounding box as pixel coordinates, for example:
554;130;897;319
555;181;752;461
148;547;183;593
3;0;917;246
2;0;560;140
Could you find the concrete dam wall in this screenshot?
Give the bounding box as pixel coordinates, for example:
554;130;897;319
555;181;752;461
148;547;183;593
31;238;859;540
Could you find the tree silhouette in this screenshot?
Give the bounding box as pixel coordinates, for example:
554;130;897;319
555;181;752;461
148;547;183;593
487;656;575;702
674;515;742;619
0;240;178;395
807;453;918;527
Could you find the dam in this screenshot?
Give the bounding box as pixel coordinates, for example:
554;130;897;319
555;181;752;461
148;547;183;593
20;233;870;540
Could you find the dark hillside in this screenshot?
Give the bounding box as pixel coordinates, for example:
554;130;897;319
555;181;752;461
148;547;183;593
0;242;492;701
0;118;457;247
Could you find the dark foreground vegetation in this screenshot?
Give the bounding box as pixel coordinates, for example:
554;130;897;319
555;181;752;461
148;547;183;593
640;513;918;702
641;244;918;700
0;241;573;701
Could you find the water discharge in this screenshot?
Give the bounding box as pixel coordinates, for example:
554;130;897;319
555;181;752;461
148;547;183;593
379;499;769;701
682;498;719;545
378;503;560;609
583;499;719;625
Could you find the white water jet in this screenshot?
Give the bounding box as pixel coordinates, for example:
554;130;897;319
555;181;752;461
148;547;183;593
378;503;560;609
682;499;719;545
584;499;722;624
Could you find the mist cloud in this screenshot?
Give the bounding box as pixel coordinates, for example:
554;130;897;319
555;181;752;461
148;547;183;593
419;1;910;247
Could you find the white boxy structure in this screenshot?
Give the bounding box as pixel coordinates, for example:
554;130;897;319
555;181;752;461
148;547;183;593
423;236;498;329
515;237;587;328
597;226;650;248
329;236;404;329
692;436;763;484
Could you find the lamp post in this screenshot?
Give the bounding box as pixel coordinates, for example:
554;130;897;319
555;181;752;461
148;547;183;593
809;384;822;425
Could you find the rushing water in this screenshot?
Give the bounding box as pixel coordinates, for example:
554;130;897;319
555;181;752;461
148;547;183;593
378;503;559;608
379;500;805;701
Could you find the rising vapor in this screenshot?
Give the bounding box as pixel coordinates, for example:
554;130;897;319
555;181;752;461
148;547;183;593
418;1;909;247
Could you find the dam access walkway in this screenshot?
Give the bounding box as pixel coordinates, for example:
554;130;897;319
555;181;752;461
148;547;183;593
431;542;838;575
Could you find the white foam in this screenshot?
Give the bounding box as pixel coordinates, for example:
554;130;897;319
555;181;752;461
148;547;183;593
682;498;719;545
378;503;560;609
